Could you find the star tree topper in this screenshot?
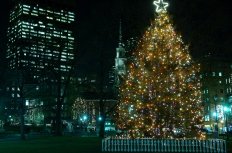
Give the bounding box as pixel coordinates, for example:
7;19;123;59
153;0;169;13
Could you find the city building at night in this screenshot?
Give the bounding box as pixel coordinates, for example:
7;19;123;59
200;57;232;133
5;0;76;124
6;0;76;81
70;75;117;134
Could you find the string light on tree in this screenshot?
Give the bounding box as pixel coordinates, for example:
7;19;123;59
115;0;204;139
153;0;169;13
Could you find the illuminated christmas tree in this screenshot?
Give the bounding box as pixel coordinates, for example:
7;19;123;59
116;0;204;139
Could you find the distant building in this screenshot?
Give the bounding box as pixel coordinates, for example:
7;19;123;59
6;0;76;81
114;21;126;88
114;21;126;87
115;43;126;78
70;75;117;134
112;22;139;96
5;0;76;124
200;57;232;133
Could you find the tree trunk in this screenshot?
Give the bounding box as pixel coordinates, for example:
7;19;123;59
99;99;105;138
55;90;63;136
55;44;63;136
99;52;105;138
20;87;26;140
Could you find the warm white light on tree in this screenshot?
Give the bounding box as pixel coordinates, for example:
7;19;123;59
116;1;204;139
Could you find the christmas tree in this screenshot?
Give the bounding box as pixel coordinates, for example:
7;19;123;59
116;0;204;139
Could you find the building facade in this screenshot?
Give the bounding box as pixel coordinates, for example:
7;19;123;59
200;57;232;133
114;21;127;88
5;0;76;125
7;0;76;80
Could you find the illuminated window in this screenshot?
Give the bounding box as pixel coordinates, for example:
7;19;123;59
39;8;44;11
54;12;61;15
68;12;74;15
23;5;30;8
31;13;38;16
47;16;53;20
23;11;29;14
219;72;222;76
204;115;210;121
32;10;38;13
38;31;45;35
26;100;29;106
69;18;74;21
68;37;74;40
212;72;215;76
69;14;74;18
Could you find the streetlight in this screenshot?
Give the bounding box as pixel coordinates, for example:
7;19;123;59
80;115;88;123
98;116;102;121
224;106;230;140
83;115;87;121
214;95;219;138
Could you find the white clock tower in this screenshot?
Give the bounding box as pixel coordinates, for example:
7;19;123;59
115;21;126;86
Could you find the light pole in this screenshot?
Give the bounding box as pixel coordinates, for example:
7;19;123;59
224;106;230;140
214;95;219;138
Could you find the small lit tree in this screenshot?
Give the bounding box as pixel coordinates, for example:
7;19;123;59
72;97;95;125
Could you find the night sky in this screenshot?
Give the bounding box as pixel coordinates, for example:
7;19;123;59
0;0;231;75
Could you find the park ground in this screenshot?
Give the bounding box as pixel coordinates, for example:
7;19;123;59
0;136;102;153
0;136;231;153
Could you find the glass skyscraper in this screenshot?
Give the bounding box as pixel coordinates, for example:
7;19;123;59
6;0;76;80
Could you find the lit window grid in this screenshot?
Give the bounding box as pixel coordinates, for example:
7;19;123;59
10;4;75;25
7;3;75;73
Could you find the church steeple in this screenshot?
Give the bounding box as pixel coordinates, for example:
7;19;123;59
116;19;125;59
118;19;123;48
114;19;127;86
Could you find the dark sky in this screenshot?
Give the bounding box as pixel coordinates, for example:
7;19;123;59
0;0;231;75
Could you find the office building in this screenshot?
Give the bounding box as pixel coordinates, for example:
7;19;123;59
5;0;76;124
6;0;76;81
200;57;232;133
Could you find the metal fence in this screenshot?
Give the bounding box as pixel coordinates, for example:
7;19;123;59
102;137;227;152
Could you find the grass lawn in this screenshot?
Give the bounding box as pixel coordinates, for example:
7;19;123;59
0;136;102;153
0;136;232;153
